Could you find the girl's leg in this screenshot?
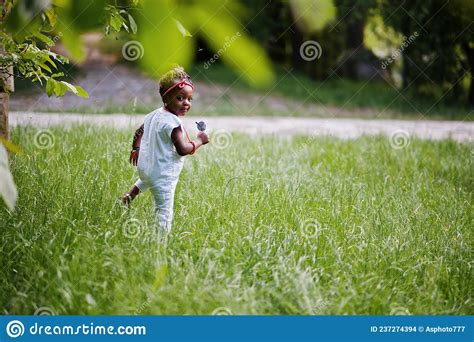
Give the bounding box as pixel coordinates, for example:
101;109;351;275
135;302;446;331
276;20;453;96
150;185;176;238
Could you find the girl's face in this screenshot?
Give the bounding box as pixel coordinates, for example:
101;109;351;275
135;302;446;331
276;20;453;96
164;85;193;116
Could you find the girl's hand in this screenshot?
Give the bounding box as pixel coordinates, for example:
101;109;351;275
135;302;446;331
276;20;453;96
197;131;209;145
129;150;139;166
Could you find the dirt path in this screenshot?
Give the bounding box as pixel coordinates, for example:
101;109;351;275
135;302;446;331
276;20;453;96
10;111;474;142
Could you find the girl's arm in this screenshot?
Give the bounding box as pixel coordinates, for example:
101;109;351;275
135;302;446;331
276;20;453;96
171;126;209;156
129;124;144;165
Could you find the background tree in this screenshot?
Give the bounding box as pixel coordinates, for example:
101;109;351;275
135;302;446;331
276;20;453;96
378;0;474;105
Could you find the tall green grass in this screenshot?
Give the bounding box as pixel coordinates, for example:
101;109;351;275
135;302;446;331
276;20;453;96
1;126;472;314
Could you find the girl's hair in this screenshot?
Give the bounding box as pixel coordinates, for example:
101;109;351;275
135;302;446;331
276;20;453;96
159;65;193;97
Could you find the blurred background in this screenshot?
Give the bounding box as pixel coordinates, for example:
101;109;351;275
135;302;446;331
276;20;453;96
5;0;474;120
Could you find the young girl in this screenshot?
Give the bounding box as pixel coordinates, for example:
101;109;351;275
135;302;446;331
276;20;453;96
122;66;209;234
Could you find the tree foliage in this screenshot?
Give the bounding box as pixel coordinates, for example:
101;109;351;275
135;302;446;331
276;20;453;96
378;0;474;103
241;0;473;105
1;0;88;96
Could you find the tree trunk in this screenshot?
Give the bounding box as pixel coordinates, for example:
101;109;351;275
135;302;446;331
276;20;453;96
401;55;409;90
463;44;474;107
469;74;474;107
290;22;305;73
0;0;13;139
0;91;9;140
341;20;364;79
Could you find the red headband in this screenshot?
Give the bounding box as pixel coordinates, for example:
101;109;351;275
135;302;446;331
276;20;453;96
161;79;194;98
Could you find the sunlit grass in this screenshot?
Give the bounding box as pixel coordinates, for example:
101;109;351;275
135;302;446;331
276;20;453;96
0;126;472;315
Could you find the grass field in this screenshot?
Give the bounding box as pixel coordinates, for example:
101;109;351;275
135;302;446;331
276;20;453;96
1;126;472;315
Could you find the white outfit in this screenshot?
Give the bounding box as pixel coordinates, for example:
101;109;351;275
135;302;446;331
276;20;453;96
134;107;185;234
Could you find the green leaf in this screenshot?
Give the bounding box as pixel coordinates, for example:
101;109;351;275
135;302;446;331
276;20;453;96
46;78;56;96
57;22;85;62
44;7;57;27
54;80;67;96
175;19;192;37
110;13;124;32
45;55;57;69
70;0;106;31
32;70;44;85
54;0;105;61
289;0;337;33
186;4;274;87
60;81;78;94
49;52;68;64
22;51;37;60
60;81;88;98
0;143;18;211
138;0;194;76
38;62;52;73
128;14;138;34
33;31;54;46
74;85;89;98
5;0;44;40
0;137;21;154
